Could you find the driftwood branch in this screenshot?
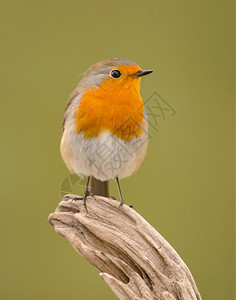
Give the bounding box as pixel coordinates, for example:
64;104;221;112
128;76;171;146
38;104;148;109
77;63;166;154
48;195;202;300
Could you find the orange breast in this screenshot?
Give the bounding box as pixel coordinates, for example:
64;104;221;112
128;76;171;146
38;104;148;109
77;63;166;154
74;74;145;142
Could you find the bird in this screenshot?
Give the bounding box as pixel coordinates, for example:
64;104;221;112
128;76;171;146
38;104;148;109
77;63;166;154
60;58;153;209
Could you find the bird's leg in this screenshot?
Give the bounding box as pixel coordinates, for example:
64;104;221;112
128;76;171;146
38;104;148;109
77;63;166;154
83;176;92;211
115;177;125;207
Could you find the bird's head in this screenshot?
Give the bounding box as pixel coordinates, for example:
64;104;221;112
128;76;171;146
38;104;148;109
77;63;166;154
79;58;153;92
65;58;153;140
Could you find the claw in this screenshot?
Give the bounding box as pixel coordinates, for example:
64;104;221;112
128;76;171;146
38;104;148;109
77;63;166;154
72;196;83;201
119;199;125;207
82;190;91;213
63;194;82;202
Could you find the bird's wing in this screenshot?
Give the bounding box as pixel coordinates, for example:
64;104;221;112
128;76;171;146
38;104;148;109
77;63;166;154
62;87;81;134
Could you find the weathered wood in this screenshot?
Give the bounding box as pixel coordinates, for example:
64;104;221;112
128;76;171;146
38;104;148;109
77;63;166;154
48;195;202;300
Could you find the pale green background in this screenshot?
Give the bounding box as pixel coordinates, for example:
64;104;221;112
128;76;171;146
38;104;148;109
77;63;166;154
0;1;234;299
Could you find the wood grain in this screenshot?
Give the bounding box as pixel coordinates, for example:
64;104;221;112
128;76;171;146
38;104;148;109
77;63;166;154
48;194;202;300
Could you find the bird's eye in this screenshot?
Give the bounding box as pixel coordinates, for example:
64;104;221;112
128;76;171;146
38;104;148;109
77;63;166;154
110;70;121;78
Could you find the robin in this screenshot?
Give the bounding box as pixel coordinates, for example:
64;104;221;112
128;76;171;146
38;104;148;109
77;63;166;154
60;58;153;209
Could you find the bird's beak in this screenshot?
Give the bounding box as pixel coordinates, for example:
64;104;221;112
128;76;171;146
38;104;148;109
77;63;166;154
132;69;153;77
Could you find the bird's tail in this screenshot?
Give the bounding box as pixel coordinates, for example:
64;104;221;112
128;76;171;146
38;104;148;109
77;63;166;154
89;176;109;197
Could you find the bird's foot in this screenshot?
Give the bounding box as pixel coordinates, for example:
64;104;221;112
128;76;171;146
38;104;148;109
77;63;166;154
63;194;82;202
72;195;83;201
119;198;125;207
82;189;94;212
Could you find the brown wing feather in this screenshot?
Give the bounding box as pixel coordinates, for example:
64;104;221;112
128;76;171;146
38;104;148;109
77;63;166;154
62;87;80;133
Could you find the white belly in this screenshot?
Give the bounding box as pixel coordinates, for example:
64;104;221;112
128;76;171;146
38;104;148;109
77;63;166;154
60;122;148;181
